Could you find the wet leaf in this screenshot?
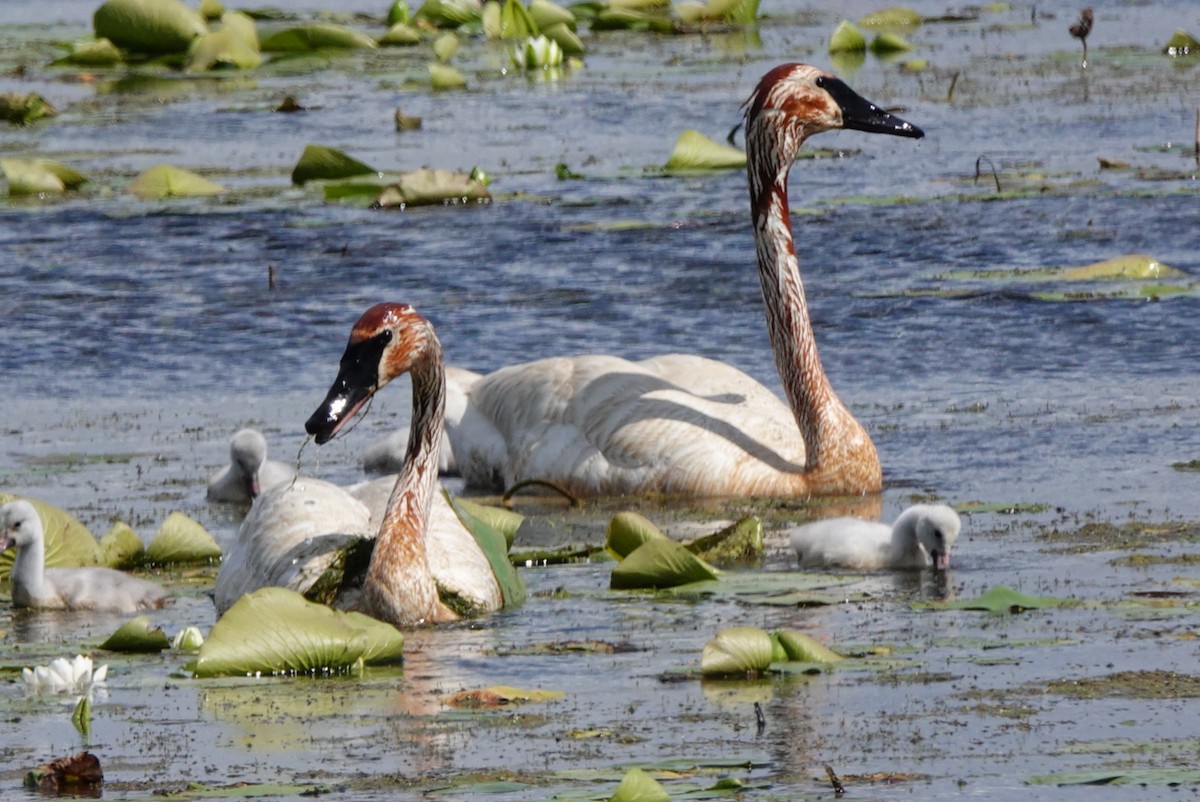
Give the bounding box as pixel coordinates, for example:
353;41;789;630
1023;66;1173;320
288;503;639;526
858;6;922;29
452;496;523;548
144;511;221;563
446;684;565;707
24;751;103;793
61;38;124;66
1059;253;1183;281
101;615;171;652
388;0;412;25
1163;29;1199;57
918;585;1072;614
379;23;423;46
700;626;775;676
98;521;145;568
828;19;866;53
869;32;913;54
434;32;460;61
71;695;91;737
0;494;102;581
686;516;763;567
291;144;376;185
1;159;88;195
445;491;526;608
542;22;584;55
605;510;666;560
610;538;720;590
192;587;406;677
374;167;490;208
1028;768;1200;786
530;0;576;30
0;92;59;125
414;0;484;28
186;12;262;71
260;23;379;52
429;62;468;90
93;0;208;55
772;629;844;663
609;767;669;802
500;0;539;38
663;130;746;172
129;165;225;199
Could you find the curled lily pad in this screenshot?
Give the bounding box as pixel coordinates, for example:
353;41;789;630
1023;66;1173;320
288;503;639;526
388;0;412;25
1060;254;1183;281
434;32;460;61
700;625;775;676
542;22;584;55
858;6;922;29
610;537;719;590
414;0;483;28
663;129;746;172
129;165;224;199
98;521;145;568
869;32;913;55
379;23;423;45
144;512;221;564
1164;30;1199;57
291;144;376;185
61;38;124;66
101;615;171;652
1;159;88;195
429;62;468;90
0;92;58;126
453;497;523;548
677;0;758;25
93;0;208;55
444;492;526;609
918;585;1071;614
446;685;565;706
373;167;490;208
530;0;575;30
772;629;844;663
186;11;261;71
829;20;866;53
192;587;406;677
609;767;669;802
605;511;666;559
0;494;101;580
500;0;538;38
260;23;379;52
686;516;763;567
482;1;502;37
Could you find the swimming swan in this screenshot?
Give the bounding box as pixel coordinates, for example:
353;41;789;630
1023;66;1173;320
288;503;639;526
789;504;961;570
206;428;297;502
213;304;514;627
420;64;923;498
0;500;167;612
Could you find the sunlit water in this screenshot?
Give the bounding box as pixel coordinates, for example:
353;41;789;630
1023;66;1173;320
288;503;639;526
1;1;1199;799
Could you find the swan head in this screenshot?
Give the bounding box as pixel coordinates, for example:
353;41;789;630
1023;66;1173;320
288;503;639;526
305;303;436;445
744;64;922;167
0;499;41;551
914;505;961;570
229;428;269;497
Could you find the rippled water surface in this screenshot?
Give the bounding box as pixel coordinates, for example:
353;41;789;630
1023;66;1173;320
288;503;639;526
1;0;1199;799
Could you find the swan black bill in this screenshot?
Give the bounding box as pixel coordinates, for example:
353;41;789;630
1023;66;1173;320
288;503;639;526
819;76;924;139
304;332;390;444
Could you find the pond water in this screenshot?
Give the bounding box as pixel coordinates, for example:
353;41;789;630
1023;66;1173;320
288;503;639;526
1;0;1199;799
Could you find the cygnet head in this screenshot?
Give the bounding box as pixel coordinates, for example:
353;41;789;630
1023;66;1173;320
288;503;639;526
914;505;961;570
0;500;41;551
229;428;269;497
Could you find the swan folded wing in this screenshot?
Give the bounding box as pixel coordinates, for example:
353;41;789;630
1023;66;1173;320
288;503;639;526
790;518;892;570
43;567;165;613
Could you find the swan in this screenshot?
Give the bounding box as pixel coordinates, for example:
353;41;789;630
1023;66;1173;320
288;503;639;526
206;428;298;502
0;500;167;612
422;64;924;498
213;304;520;627
788;504;961;570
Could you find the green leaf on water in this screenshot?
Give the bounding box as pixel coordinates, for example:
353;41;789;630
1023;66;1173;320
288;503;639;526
858;6;922;29
98;521;144;568
1028;768;1200;786
373;167;490;208
828;19;866;53
433;31;460;61
429;62;468;90
291;144;376;185
0;92;58;125
452;497;523;548
144;512;221;564
869;32;913;54
414;0;484;28
700;626;775;676
1163;29;1199;57
445;491;526;609
686;516;763;567
1059;253;1183;281
609;767;670;802
664;130;746;172
379;22;423;45
610;538;720;590
388;0;412;25
530;0;575;30
192;587;405;677
605;511;667;560
61;38;124;66
101;615;171;652
129;165;224;199
1;159;87;195
500;0;539;38
186;12;262;71
93;0;208;55
772;629;844;663
917;585;1072;614
260;23;379;52
71;695;92;738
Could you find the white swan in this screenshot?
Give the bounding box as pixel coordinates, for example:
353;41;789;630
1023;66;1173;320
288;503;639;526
788;504;961;570
361;366;480;477
213;304;520;627
206;428;297;502
419;64;923;498
0;500;167;612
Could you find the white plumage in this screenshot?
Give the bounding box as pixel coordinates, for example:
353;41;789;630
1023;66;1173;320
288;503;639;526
789;504;961;570
206;428;297;502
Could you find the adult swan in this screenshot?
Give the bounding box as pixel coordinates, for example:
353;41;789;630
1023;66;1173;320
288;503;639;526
429;64;923;498
213;304;523;627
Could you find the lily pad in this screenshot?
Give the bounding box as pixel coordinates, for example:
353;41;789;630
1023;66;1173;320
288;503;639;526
373;168;490;208
1163;29;1199;57
858;6;922;29
101;615;171;652
610;537;720;590
605;511;666;560
772;629;844;663
291;145;376;185
918;585;1072;614
542;22;584;55
0;92;58;126
0;494;102;580
1059;253;1183;281
93;0;208;55
700;626;775;676
60;38;124;66
453;497;523;548
186;12;262;71
445;491;526;609
144;512;221;564
530;0;575;30
500;0;539;38
869;32;913;55
828;19;866;53
98;521;145;568
388;0;411;25
686;516;763;567
433;32;460;61
379;23;423;46
446;684;565;706
1;159;88;195
429;62;468;90
129;165;225;199
192;587;406;677
609;767;669;802
414;0;483;28
260;23;378;52
663;130;746;172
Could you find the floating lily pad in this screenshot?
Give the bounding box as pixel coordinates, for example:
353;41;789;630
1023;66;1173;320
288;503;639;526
379;22;422;45
60;38;124;66
1060;253;1183;281
374;167;490;208
101;615;171;652
542;22;584;55
453;497;523;548
445;492;526;609
530;0;575;30
144;512;221;564
858;6;922;29
605;511;665;560
1163;29;1199;57
433;32;460;61
610;537;720;590
828;19;866;53
192;587;406;677
429;62;468;90
677;0;758;25
772;629;844;663
291;144;376;185
918;585;1071;614
687;516;763;567
1;159;88;195
93;0;208;55
1029;768;1200;786
446;684;565;707
0;92;58;126
499;0;538;38
609;767;669;802
186;12;262;71
0;494;102;580
700;626;775;676
414;0;483;28
98;521;144;568
129;164;224;199
869;32;913;54
260;23;378;52
663;130;746;172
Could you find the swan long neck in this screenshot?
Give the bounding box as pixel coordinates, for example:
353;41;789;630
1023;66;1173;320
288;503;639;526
364;332;455;626
10;518;46;601
747;108;880;493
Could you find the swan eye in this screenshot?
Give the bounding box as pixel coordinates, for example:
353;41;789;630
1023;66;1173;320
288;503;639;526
12;520;21;530
815;76;828;90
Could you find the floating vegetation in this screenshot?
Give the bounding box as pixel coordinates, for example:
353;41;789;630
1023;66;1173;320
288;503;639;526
0;92;58;125
828;20;866;53
510;34;563;70
101;615;171;652
128;164;225;199
445;684;565;707
1046;670;1200;700
291;144;376;185
1163;29;1199;57
0;158;87;196
144;511;221;564
372;167;493;209
0;494;103;579
916;585;1073;614
93;0;207;55
663;129;746;172
259;23;378;52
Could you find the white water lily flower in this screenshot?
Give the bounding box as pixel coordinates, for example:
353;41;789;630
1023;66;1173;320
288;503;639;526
510;35;562;70
172;625;205;651
23;655;108;695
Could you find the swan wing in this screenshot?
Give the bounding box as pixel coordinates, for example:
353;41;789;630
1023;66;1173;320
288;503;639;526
45;567;165;613
789;517;892;570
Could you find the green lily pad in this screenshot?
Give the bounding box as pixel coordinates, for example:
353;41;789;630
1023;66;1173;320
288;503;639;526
101;615;171;652
98;521;145;568
610;537;720;590
1059;253;1183;281
71;695;92;737
1028;768;1200;786
0;92;58;125
663;130;746;172
433;32;460;61
772;629;844;663
605;511;666;560
379;22;423;45
373;167;490;208
291;144;376;185
500;0;539;38
869;32;913;54
445;491;526;609
446;684;566;706
61;38;124;66
129;164;225;199
186;12;262;71
93;0;208;55
919;585;1071;614
192;587;406;677
1163;29;1199;57
260;23;378;52
828;19;866;53
0;494;102;581
414;0;483;28
144;512;221;564
453;497;523;548
388;0;411;25
530;0;575;30
429;62;468;90
686;516;763;567
1;159;88;195
700;626;775;676
609;767;669;802
542;22;584;55
858;6;922;29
